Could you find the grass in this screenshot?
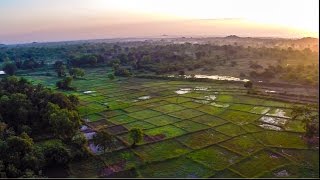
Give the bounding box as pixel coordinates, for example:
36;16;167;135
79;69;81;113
250;106;271;114
152;104;186;113
84;113;105;122
253;131;308;149
165;97;192;104
173;120;210;132
100;149;143;170
144;125;187;139
180;101;203;108
196;105;226;115
123;106;146;113
138;156;214;178
143;115;181;126
229;150;290;178
241;123;264;133
187;145;242;171
133;139;191;162
128;110;162;120
168;109;204;120
177;129;230;149
219;134;265;156
215;95;234;102
215;123;246;137
217;110;261;125
108;115;137;125
190;114;227;127
102;110;125;118
229;104;255;112
123;121;156;130
24;67;318;178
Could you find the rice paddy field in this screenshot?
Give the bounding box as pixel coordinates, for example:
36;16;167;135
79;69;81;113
22;67;319;178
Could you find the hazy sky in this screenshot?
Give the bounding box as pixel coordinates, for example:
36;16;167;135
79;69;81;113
0;0;319;44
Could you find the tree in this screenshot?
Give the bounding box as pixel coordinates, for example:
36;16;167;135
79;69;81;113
43;142;70;166
129;128;143;147
291;104;319;140
56;77;74;90
108;73;115;80
69;68;85;79
54;61;66;77
92;130;116;153
44;103;80;140
2;62;17;76
244;81;253;89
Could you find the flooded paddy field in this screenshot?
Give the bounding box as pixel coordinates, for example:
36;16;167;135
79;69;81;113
22;67;319;178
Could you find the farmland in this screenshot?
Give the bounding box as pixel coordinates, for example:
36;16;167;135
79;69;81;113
21;67;319;178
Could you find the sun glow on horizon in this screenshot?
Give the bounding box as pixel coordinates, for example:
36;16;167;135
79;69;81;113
95;0;319;34
0;0;318;43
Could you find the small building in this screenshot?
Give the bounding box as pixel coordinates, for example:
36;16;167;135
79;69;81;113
0;71;6;76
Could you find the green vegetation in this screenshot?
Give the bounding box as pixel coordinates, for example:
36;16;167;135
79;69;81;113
1;66;317;178
129;128;143;147
0;76;86;178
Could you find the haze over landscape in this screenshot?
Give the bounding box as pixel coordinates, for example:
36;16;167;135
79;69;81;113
0;0;319;44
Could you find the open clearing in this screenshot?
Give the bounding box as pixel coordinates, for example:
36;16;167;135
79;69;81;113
23;67;319;178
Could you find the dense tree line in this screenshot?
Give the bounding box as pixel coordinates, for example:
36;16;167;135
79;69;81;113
1;41;318;85
0;76;87;178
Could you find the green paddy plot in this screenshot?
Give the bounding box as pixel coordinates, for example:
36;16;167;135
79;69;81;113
168;109;204;120
123;106;146;113
123;121;156;130
23;67;318;178
215;95;234;102
165;97;192;104
229;104;255;112
140;101;169;108
177;129;230;149
196;105;225;115
273;148;319;171
102;110;125;118
152;104;186;113
173;120;210;132
215;123;246;137
188;145;242;171
250;106;271;114
230;150;290;178
138;156;214;178
217;110;261;125
108;115;137;125
78;103;106;116
105;100;131;110
133;139;191;163
180;101;203;108
233;96;266;105
219;134;265;156
68;156;104;178
190;114;227;127
84;113;105;122
144;115;181;126
128;110;162;120
212;169;243;178
100;149;143;171
262;100;293;108
144;125;187;139
241;123;264;133
253;131;308;149
258;164;319;178
284;119;305;132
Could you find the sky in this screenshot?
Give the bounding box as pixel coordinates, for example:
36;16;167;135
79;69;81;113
0;0;319;44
